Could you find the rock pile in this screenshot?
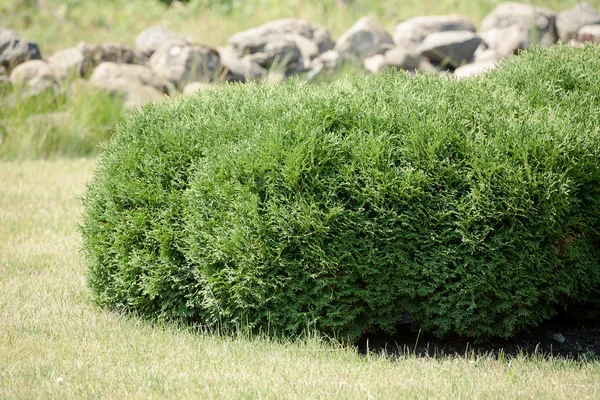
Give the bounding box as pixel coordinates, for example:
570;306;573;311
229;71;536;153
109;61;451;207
2;1;599;107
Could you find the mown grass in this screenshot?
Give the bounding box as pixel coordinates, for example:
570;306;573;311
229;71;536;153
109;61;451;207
1;159;599;399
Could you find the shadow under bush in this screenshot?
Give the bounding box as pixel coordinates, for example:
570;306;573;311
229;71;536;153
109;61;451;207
81;45;600;341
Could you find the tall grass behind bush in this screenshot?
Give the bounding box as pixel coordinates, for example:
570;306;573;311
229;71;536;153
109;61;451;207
0;81;124;159
82;45;600;341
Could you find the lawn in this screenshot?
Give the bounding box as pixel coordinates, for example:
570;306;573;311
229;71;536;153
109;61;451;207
1;159;599;399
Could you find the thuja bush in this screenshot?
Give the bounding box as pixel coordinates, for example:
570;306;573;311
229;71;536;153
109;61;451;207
81;45;600;340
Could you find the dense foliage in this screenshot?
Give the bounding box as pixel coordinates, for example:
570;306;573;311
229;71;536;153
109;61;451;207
81;45;600;340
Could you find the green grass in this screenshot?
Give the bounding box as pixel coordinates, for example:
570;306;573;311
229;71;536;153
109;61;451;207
0;79;124;160
1;159;600;398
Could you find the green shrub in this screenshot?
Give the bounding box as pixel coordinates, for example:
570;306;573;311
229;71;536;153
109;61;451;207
81;45;600;341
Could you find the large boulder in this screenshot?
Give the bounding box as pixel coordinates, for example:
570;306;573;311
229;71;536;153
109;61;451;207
556;2;600;42
335;18;394;60
417;31;482;68
384;47;422;71
228;19;333;77
578;25;600;44
393;15;476;49
9;59;64;95
217;46;266;82
149;38;222;88
0;28;42;72
246;35;303;70
49;43;142;76
90;62;168;108
229;18;334;57
136;25;183;58
479;24;529;58
480;2;558;47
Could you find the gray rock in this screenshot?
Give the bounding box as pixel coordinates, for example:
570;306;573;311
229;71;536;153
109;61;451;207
306;50;341;80
473;47;502;63
334;17;394;60
90;62;168;108
217;46;266;82
393;15;476;49
248;35;302;69
384;47;421;70
50;43;142;76
417;31;482;68
551;333;566;344
136;25;183;58
556;2;600;42
363;54;387;74
149;39;221;88
48;45;86;75
9;60;65;95
479;24;529;58
453;60;496;78
578;24;600;44
229;18;333;57
0;28;42;71
480;2;558;46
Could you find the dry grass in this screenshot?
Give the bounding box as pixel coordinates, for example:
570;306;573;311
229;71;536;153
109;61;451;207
0;158;599;399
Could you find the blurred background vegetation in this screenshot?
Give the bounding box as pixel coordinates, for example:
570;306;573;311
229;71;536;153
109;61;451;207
2;0;598;54
1;0;598;159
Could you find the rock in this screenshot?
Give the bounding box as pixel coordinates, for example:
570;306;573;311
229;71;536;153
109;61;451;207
136;25;183;58
313;26;336;54
479;24;529;58
551;333;566;344
291;34;320;68
417;57;439;73
49;43;142;76
453;60;497;78
149;39;221;88
182;81;213;95
229;18;334;57
227;19;333;77
48;45;86;75
335;17;394;60
217;46;266;82
384;47;421;70
417;31;482;68
248;35;302;69
578;24;600;44
90;62;168;108
393;15;476;49
9;60;65;95
556;2;600;42
0;28;42;71
363;54;387;74
306;50;341;80
473;47;502;63
480;2;558;46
